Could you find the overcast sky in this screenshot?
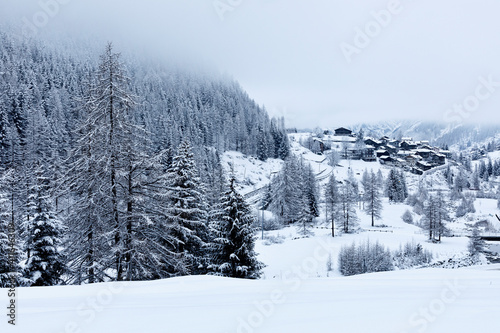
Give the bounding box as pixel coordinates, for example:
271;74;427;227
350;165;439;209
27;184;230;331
2;0;500;128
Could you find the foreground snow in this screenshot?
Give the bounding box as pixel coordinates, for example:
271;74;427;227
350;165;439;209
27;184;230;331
2;265;499;333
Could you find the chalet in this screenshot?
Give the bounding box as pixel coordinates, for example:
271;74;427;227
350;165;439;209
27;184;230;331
362;146;376;161
385;144;398;154
334;127;353;136
397;150;413;158
312;137;325;153
379;136;390;145
405;154;422;166
415;149;432;159
364;138;382;148
376;149;389;157
429;152;446;165
419;144;434;151
416;161;432;171
400;140;418;150
347;148;362;160
389;139;401;148
379;155;393;165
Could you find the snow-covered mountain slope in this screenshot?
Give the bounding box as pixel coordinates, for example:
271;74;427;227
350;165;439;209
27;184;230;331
221;151;283;195
3;264;500;333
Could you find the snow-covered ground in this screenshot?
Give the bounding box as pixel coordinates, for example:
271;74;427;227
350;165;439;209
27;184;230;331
256;197;473;280
3;264;500;333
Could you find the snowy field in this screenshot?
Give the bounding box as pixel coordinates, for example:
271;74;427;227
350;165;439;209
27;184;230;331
2;265;500;333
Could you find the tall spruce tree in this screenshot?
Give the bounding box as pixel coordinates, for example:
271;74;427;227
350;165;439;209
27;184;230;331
64;43;137;283
362;170;383;226
165;140;209;275
24;164;65;286
324;173;341;237
468;225;486;259
302;164;320;219
386;169;408;203
423;191;450;242
268;156;302;224
339;181;358;234
209;177;263;278
0;169;24;287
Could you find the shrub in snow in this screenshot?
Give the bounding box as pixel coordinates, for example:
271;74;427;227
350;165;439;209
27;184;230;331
326;253;333;273
262;234;286;246
455;193;476;218
430;253;486;268
338;241;393;276
401;210;413;224
468;226;486;258
393;241;433;269
258;217;283;232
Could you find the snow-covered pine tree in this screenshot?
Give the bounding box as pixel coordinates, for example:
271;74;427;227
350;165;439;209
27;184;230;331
268;156;302;224
63;53;115;284
339;181;358;234
324;173;341;237
209;176;263;279
0;169;24;287
468;225;486;260
24;164;65;286
471;169;481;190
386;169;408;203
453;168;469;194
493;160;500;177
165;140;209;275
362;170;383;227
91;43;139;281
422;191;450;242
302;164;320;219
256;127;268;161
487;157;493;177
296;167;316;237
119;132;180;281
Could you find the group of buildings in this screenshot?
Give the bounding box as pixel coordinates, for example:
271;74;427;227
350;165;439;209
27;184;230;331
316;127;452;174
